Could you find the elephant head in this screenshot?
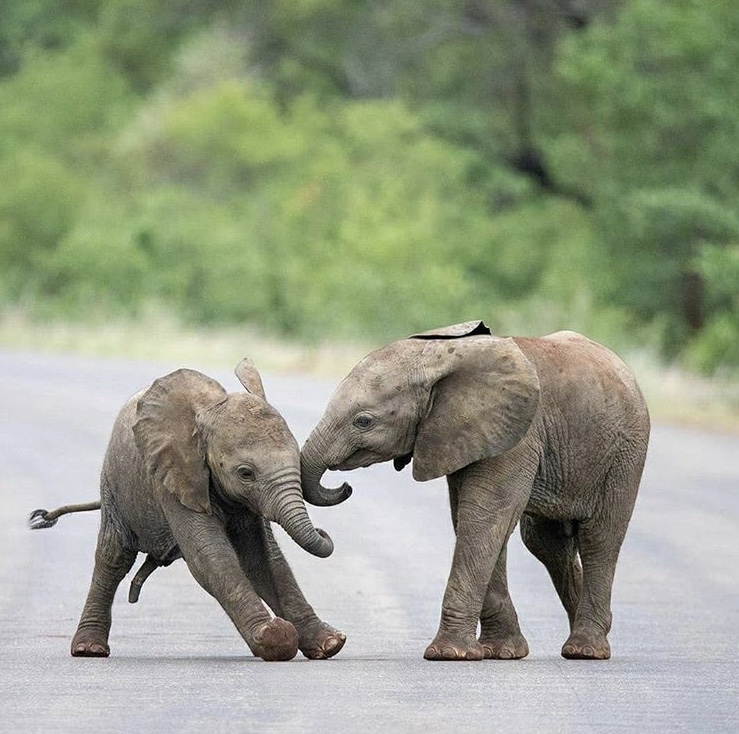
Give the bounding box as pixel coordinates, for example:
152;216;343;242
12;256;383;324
133;359;333;558
300;321;541;506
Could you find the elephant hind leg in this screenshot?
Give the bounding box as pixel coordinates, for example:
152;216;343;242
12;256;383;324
559;459;643;660
519;514;582;628
72;520;137;657
560;519;619;660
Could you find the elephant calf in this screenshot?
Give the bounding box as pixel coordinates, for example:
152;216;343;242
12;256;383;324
31;360;345;662
300;321;650;661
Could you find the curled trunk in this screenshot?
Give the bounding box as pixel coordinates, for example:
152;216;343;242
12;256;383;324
300;429;353;507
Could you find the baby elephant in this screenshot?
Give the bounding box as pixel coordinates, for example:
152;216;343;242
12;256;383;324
31;360;345;662
300;321;650;661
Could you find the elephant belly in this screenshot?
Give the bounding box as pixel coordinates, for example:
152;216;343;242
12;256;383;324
114;498;180;564
526;462;592;520
135;528;181;565
525;437;611;520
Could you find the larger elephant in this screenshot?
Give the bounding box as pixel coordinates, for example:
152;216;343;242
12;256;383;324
31;360;345;662
300;321;649;661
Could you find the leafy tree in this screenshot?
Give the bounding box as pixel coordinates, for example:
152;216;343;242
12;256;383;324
547;0;739;367
2;0;739;373
0;0;101;76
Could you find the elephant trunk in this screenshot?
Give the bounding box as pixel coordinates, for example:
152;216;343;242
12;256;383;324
300;428;353;507
268;481;335;558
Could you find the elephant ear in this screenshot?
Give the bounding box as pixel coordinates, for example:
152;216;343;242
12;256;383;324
410;331;540;482
133;369;227;514
234;358;266;399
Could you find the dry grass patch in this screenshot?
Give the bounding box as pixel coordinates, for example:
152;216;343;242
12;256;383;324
2;310;738;432
0;310;369;378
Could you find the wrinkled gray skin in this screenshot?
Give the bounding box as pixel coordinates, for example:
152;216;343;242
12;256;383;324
301;321;649;661
45;360;345;661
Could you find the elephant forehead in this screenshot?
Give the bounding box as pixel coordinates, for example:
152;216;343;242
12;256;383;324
339;370;405;406
347;342;414;386
211;428;299;466
218;393;277;420
211;396;296;446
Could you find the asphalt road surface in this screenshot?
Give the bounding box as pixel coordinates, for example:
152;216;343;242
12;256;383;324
1;349;737;733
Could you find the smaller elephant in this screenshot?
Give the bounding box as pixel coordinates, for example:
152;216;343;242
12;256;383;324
300;322;650;661
30;360;345;662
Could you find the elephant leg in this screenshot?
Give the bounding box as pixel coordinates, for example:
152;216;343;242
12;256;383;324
229;518;345;660
161;495;298;661
559;521;619;660
519;514;582;628
425;456;534;661
560;514;629;660
477;546;529;659
72;516;136;657
449;484;528;660
560;461;641;660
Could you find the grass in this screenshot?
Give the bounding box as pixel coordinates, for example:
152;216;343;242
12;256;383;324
0;308;369;378
1;309;738;432
626;351;739;433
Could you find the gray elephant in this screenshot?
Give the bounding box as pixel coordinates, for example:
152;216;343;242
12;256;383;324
300;321;649;661
31;360;345;662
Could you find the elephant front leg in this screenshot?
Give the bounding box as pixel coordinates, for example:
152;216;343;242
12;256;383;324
232;519;345;660
478;547;529;660
424;461;531;662
163;498;298;661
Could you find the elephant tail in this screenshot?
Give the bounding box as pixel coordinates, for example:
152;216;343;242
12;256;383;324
28;501;101;529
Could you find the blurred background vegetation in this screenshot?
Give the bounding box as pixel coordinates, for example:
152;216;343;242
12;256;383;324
1;0;738;376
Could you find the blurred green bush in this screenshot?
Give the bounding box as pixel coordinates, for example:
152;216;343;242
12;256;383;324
0;0;737;374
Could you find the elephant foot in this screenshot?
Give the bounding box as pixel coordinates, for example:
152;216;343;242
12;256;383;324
561;631;611;660
424;633;485;661
71;628;110;657
253;618;299;662
298;621;346;660
478;633;529;660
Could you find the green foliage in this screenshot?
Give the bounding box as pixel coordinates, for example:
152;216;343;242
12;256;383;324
0;36;134;158
552;0;739;197
596;188;739;313
0;150;86;299
547;0;739;368
2;0;739;375
51;81;534;340
685;244;739;373
0;0;102;75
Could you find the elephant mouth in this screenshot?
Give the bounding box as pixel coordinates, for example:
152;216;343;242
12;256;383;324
331;449;384;471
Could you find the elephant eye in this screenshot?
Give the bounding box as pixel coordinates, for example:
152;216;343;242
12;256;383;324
236;465;256;483
353;413;374;430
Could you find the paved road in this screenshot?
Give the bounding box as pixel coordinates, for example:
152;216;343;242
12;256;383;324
1;349;737;733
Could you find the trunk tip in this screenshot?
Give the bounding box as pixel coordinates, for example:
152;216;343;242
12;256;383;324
303;481;353;507
313;528;334;558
